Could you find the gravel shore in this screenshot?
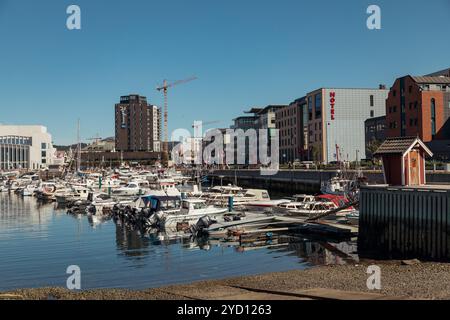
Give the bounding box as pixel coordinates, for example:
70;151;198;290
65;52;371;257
2;260;450;300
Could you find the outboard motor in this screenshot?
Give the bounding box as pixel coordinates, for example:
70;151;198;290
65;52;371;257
190;215;217;235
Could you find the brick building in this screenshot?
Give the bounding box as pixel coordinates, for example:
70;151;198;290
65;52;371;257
385;75;450;142
115;95;161;152
276;97;306;163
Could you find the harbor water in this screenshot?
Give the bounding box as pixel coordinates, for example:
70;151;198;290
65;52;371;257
0;193;357;291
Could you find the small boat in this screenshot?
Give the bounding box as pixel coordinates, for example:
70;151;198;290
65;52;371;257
274;202;309;215
241;189;291;211
86;193;124;215
320;175;354;196
112;180;149;197
285;201;340;219
154;198;228;230
292;194;316;203
345;211;359;226
35;182;59;201
22;184;39;196
55;185;91;205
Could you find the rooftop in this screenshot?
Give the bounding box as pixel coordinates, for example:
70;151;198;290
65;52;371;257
424;68;450;77
245;108;263;114
374;136;433;157
411;76;450;84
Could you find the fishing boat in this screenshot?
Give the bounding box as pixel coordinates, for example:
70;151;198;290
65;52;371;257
320;173;354;196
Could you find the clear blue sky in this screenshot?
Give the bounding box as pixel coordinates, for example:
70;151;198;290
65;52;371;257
0;0;449;145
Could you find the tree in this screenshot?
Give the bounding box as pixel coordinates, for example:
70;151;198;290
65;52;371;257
311;145;321;164
367;139;382;160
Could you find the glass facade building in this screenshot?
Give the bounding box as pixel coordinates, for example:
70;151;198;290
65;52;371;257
0;136;32;170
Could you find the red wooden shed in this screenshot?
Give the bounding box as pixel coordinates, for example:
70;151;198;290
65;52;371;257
374;137;433;186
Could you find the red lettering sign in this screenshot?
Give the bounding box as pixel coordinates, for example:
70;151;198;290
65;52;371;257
330;91;336;121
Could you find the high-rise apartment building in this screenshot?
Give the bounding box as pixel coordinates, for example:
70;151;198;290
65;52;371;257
115;95;161;152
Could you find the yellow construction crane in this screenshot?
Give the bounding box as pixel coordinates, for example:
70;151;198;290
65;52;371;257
156;76;198;163
87;133;102;145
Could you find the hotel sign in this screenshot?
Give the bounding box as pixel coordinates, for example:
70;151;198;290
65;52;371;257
330;91;336;120
120;106;127;128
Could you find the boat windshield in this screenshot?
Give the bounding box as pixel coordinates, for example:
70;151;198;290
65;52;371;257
193;202;207;210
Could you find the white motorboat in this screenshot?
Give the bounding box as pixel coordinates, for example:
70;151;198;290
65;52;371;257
203;187;277;207
35;182;59;201
240;189;290;211
112;180;149;197
286;201;356;220
320;175;354;196
274;202;310;215
55;185;91;204
22;184;39;197
86;193;133;215
292;194;316;203
154;198;228;230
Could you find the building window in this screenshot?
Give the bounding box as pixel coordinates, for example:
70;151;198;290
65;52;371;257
315;94;322;119
393;90;397;97
370;110;374;118
370;95;374;107
431;98;436;137
308;96;313;121
41;143;46;149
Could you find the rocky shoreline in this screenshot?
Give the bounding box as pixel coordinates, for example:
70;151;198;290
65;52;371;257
2;261;450;300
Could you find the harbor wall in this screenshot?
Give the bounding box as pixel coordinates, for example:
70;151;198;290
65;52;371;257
207;170;450;194
358;185;450;261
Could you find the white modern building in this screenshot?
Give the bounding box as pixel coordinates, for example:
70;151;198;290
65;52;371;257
306;87;389;163
0;125;56;170
150;105;161;152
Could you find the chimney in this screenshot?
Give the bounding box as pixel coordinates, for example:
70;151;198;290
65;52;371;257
379;84;386;90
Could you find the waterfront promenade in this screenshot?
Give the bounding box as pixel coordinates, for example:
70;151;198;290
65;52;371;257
3;261;450;300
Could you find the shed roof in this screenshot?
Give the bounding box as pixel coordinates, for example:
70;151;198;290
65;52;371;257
374;136;433;157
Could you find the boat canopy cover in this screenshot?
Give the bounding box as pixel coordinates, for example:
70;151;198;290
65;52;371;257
140;195;180;205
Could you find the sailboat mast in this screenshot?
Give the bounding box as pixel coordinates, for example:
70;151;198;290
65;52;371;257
77;119;81;173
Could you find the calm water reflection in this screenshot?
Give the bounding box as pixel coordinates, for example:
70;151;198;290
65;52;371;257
0;194;357;291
